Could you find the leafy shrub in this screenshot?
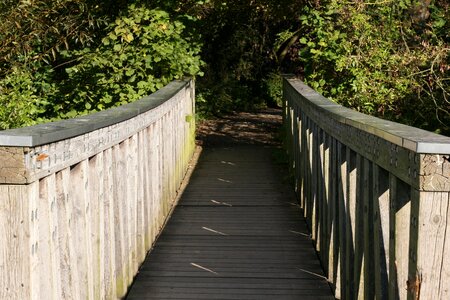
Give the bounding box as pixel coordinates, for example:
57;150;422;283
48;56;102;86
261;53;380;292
278;0;449;134
0;64;58;129
46;5;204;119
0;4;203;129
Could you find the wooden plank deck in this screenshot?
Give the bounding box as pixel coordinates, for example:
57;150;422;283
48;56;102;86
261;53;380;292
126;146;334;299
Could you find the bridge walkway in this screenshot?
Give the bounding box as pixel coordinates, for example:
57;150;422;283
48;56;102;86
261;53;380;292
126;144;334;299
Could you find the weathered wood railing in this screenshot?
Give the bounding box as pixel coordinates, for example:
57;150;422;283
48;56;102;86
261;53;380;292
0;79;196;299
283;77;450;299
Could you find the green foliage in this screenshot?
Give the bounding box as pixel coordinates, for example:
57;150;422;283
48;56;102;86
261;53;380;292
0;63;58;129
1;0;448;136
285;0;450;134
0;0;117;73
263;73;283;108
47;5;203;119
0;3;203;128
150;0;304;116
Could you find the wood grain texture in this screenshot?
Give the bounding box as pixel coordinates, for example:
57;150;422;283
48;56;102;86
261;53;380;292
284;78;450;299
414;191;450;299
126;146;334;300
0;147;28;184
0;80;196;299
0;185;34;299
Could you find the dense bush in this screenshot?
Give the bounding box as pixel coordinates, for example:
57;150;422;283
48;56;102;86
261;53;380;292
148;0;304;116
47;5;203;119
277;0;449;134
0;2;203;129
0;0;448;135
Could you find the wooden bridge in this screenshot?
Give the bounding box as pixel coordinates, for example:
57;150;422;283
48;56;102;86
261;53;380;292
0;78;449;299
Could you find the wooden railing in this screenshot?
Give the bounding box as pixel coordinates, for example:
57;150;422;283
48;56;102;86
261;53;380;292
0;79;196;299
283;76;450;300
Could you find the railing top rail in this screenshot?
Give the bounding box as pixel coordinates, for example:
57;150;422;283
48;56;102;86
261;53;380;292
0;79;190;147
285;77;450;154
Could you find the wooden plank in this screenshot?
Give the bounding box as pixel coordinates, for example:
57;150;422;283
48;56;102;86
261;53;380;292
394;178;411;300
317;129;325;256
102;148;117;299
372;165;390;300
311;122;318;242
69;160;94;300
322;132;330;271
388;174;398;299
0;147;27;184
136;130;147;264
112;144;128;298
55;168;80;299
126;135;139;282
354;153;364;299
146;125;156;248
336;142;347;299
363;158;374;299
345;148;358;299
328;137;337;287
414;191;450;299
38;174;62;299
0;184;37;300
126;146;333;300
88;152;105;300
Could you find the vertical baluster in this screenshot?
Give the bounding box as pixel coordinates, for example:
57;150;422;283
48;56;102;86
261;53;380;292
336;141;347;299
394;178;411;300
0;183;39;300
344;148;356;299
69;160;94;299
102;148;117;299
372;165;390;300
127;135;139;279
311;122;318;242
112;144;128;297
412;190;450;299
38;174;61;299
89;152;105;300
328;137;338;289
137;130;147;263
55;168;80;299
317;128;325;257
363;158;375;299
322;132;331;271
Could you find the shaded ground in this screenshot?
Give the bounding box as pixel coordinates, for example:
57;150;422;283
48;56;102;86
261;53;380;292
196;108;283;146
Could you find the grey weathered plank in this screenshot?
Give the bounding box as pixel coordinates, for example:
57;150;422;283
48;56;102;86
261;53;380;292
126;146;333;299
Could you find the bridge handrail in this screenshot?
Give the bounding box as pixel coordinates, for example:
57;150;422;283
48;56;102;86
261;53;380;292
283;76;450;299
0;78;196;299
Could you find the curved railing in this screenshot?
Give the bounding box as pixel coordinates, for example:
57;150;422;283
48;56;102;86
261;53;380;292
283;76;450;299
0;79;196;299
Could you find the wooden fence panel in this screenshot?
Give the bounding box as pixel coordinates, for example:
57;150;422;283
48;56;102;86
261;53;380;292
283;77;450;299
0;79;196;299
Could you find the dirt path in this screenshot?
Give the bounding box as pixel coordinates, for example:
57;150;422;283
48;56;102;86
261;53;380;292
196;108;283;147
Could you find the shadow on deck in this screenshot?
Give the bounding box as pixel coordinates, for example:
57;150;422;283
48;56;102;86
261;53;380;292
126;109;334;299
